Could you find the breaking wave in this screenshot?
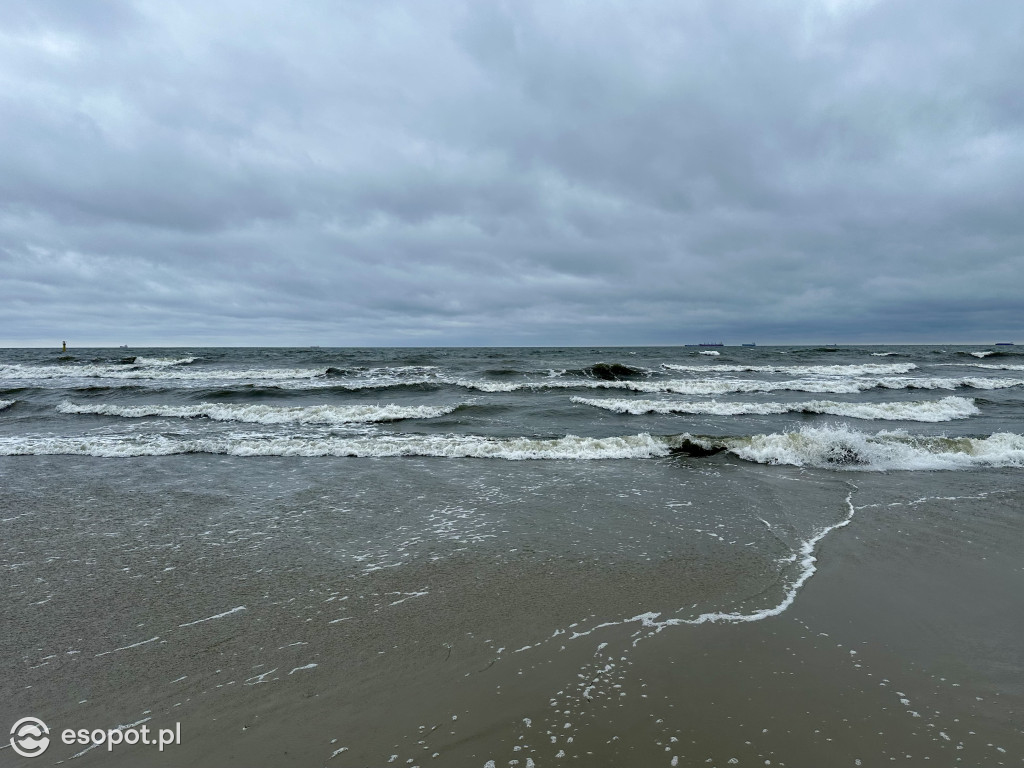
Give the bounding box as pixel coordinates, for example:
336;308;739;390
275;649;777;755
661;363;918;375
534;376;1023;396
0;432;671;460
2;427;1021;470
698;426;1024;471
571;396;981;422
0;399;14;412
939;363;1024;371
0;363;327;382
56;401;460;425
129;356;199;366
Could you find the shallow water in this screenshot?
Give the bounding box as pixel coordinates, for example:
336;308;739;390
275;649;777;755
1;345;1022;765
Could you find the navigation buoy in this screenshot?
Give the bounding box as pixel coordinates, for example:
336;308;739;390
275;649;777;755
62;340;66;352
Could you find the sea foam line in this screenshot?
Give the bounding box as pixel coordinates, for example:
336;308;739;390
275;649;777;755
661;363;918;375
520;490;858;648
57;401;460;424
178;605;247;628
95;636;161;657
672;488;856;626
710;426;1024;470
571;395;981;422
3;428;1023;469
0;433;673;460
524;376;1023;396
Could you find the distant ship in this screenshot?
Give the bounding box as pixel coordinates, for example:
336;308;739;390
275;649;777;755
741;343;756;347
995;342;1015;346
686;342;724;347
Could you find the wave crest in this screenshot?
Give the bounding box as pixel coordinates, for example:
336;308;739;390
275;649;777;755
57;401;459;425
571;396;980;422
0;432;671;460
661;363;918;375
712;427;1024;470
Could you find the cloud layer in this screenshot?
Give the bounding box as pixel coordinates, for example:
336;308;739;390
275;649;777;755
2;0;1022;345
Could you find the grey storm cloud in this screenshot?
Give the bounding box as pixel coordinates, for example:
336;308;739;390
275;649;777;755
1;0;1023;345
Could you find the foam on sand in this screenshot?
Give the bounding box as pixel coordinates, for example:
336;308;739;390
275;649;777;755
571;395;981;422
178;606;247;628
527;491;858;643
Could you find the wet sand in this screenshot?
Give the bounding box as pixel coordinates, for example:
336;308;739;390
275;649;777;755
2;470;1022;767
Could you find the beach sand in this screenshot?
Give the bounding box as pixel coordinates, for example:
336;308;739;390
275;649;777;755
3;462;1021;767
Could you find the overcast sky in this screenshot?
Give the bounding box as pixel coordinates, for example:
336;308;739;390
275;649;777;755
2;0;1022;346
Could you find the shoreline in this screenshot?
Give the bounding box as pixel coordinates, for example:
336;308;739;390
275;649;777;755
3;466;1020;766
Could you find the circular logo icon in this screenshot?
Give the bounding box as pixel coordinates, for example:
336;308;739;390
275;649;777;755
10;717;50;758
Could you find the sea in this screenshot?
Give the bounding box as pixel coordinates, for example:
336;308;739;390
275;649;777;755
2;344;1022;465
1;344;1022;765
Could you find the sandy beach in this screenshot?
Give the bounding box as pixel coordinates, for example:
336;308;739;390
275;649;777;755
2;455;1021;768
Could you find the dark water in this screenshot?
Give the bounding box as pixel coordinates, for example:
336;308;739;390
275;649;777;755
2;344;1022;464
1;345;1022;765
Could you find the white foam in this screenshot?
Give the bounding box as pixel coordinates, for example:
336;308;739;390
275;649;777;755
540;491;857;646
544;378;870;395
0;362;331;383
874;376;1024;391
571;395;981;422
0;399;14;412
95;636;161;657
556;375;1014;395
718;425;1024;470
131;356;198;366
970;351;995;358
662;363;918;375
57;401;459;424
5;425;1021;470
940;363;1024;371
0;432;673;460
698;350;720;356
178;605;247;627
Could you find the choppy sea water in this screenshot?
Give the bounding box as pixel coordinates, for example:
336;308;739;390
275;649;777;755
2;345;1023;464
1;345;1022;765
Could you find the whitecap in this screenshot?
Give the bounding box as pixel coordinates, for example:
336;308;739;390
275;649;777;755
57;401;460;424
571;396;980;422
